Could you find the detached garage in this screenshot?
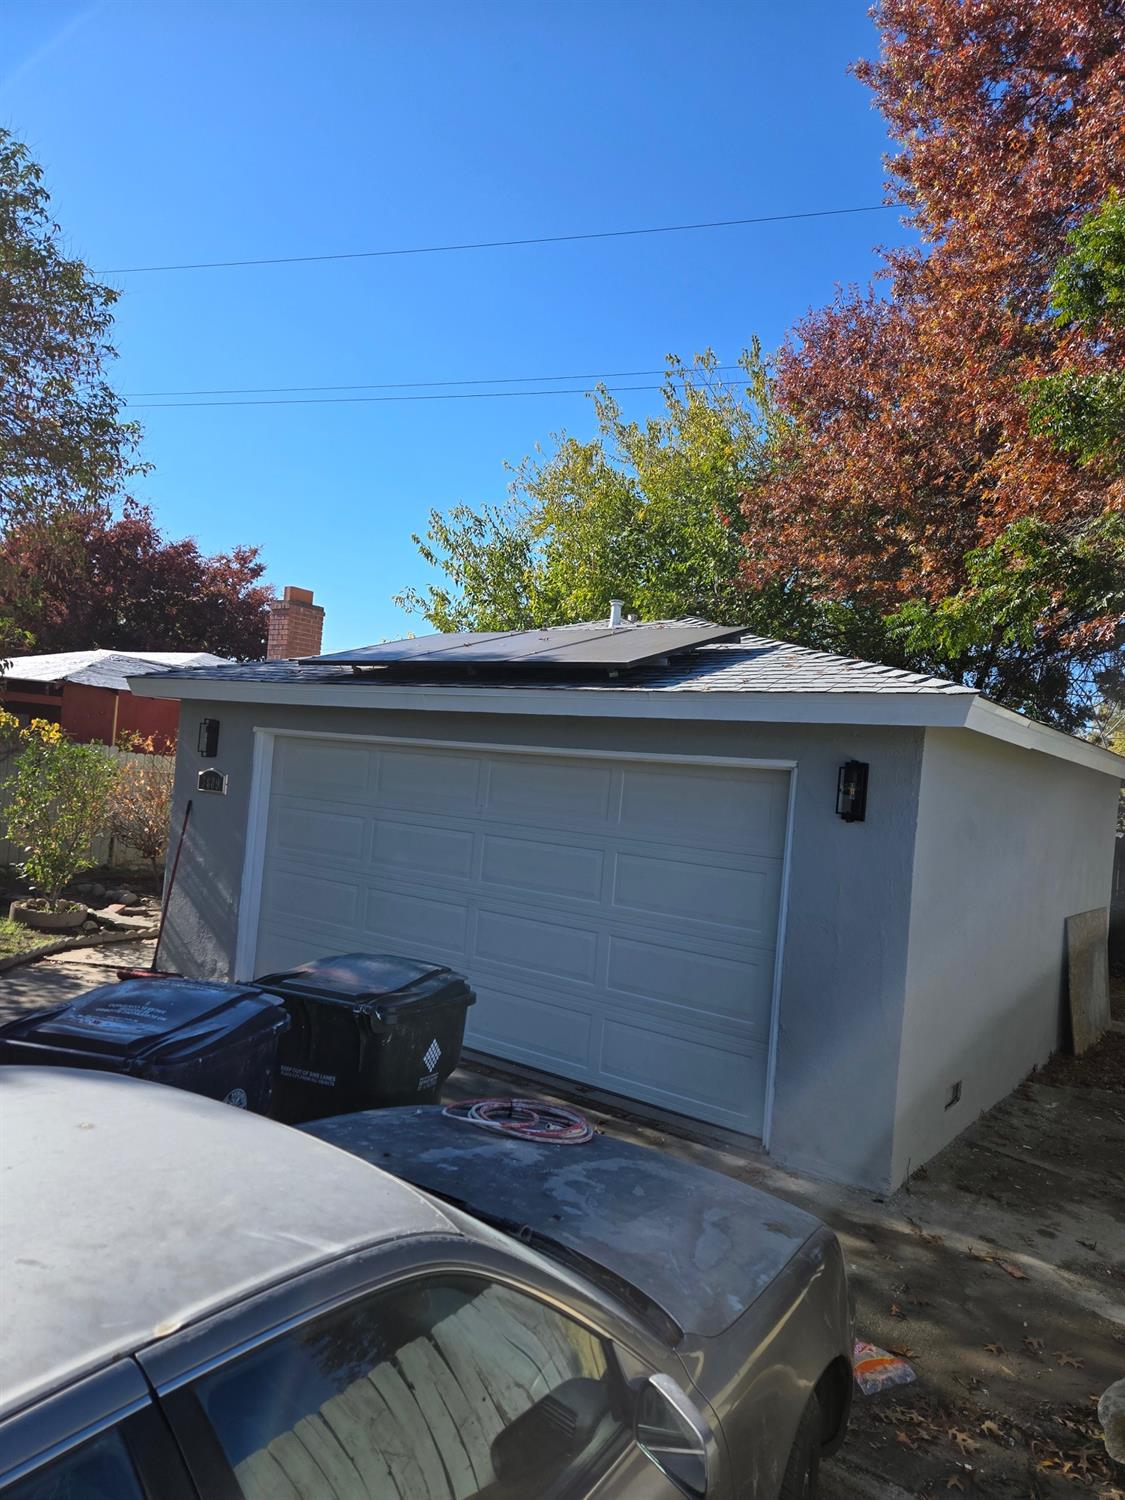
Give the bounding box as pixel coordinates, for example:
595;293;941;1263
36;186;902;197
139;622;1123;1191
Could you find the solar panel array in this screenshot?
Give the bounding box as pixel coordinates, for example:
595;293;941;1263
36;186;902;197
301;622;745;672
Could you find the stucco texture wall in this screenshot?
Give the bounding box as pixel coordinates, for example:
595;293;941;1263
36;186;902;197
892;728;1120;1184
163;701;924;1189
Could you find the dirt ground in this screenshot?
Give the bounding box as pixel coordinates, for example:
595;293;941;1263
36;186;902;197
2;950;1122;1498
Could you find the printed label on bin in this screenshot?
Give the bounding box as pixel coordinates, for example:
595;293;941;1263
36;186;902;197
50;1001;176;1036
223;1088;249;1109
280;1064;337;1087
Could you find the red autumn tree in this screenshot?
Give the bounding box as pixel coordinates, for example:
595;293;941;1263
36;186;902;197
740;0;1124;728
0;502;274;660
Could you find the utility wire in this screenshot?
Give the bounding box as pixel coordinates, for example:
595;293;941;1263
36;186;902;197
128;378;750;410
121;364;745;399
105;204;893;274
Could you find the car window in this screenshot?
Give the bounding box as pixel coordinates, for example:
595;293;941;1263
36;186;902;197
3;1426;145;1500
191;1274;630;1499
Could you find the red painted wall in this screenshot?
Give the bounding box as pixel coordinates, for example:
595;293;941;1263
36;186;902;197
59;683;118;744
56;684;181;750
115;690;180;750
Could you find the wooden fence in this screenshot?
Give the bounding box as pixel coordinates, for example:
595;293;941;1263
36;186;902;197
0;744;169;875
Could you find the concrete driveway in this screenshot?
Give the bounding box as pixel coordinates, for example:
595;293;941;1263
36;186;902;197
3;950;1122;1497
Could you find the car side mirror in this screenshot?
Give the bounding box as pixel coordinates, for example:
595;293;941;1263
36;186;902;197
635;1373;713;1497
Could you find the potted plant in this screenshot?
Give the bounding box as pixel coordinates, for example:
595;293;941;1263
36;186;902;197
3;721;120;931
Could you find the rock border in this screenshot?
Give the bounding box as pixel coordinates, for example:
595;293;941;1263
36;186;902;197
0;926;159;975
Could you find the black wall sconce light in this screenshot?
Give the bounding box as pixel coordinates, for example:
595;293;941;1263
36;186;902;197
197;719;220;758
836;760;869;822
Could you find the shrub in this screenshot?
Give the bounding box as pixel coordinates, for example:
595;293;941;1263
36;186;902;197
108;737;175;870
2;723;120;909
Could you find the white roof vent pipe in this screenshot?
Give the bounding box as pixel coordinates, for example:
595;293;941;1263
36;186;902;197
608;600;625;628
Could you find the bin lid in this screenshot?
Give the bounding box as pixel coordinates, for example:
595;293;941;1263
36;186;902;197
254;953;474;1019
5;978;287;1062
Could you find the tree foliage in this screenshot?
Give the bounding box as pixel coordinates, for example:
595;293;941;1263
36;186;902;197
0;127;143;526
1025;190;1125;472
0;501;273;659
399;350;888;652
0;129;273;662
398;353;768;630
738;0;1124;728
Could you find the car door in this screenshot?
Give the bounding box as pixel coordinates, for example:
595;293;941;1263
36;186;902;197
145;1241;708;1499
0;1362;195;1500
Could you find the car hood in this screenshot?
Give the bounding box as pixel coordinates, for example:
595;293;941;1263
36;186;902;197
304;1106;822;1338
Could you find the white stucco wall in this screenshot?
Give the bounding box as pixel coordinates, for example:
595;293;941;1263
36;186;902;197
892;728;1120;1183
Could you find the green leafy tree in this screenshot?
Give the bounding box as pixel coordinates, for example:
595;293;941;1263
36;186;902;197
0;127;146;657
1025;191;1125;473
0;128;143;524
399;350;890;654
399;352;768;629
2;722;119;910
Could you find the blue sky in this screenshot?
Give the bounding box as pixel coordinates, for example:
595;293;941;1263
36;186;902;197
3;0;900;651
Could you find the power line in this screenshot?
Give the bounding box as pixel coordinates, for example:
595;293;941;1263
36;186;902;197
128;378;751;410
121;364;745;399
105;204;893;274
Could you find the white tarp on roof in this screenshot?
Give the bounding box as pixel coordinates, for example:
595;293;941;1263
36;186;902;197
3;649;226;693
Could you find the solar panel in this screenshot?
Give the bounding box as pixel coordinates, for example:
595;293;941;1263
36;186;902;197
300;622;745;671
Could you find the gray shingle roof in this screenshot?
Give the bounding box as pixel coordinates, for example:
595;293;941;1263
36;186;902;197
4;649;227;693
141;633;973;696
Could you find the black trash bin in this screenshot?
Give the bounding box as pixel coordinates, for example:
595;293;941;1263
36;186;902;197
0;977;290;1114
254;953;476;1124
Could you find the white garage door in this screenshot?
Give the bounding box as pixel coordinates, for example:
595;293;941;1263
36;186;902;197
252;736;789;1135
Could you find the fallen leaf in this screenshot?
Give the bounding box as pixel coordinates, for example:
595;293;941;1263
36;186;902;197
889;1302;907;1319
949;1429;978;1454
984;1342;1004;1355
887;1344;916;1359
946;1475;967;1491
980;1419;1005;1439
1024;1337;1045;1356
1056;1352;1084;1369
998;1260;1029;1279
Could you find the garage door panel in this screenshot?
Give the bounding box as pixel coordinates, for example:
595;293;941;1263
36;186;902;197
480;834;605;902
484;757;614;825
372;819;475;881
262;867;363;929
365;888;469;955
606;932;773;1027
256;738;788;1138
599;1018;766;1126
272;804;368;864
473;909;599;985
276;739;373;799
378;749;482;814
468;982;594;1070
612;851;779;937
619;763;783;846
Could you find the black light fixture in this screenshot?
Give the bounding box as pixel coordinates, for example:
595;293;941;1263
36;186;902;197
197;718;220;757
836;760;869;822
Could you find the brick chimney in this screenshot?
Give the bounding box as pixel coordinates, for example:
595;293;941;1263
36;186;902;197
267;586;325;660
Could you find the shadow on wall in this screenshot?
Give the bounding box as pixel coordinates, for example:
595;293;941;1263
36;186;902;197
159;835;242;982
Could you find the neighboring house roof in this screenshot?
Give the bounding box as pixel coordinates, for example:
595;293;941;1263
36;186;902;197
131;626;1125;779
3;649;227;693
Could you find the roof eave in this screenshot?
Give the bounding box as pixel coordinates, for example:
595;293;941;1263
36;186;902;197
131;671;975;724
133;671;1125;778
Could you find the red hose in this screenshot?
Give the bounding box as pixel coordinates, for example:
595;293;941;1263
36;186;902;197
443;1097;594;1144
